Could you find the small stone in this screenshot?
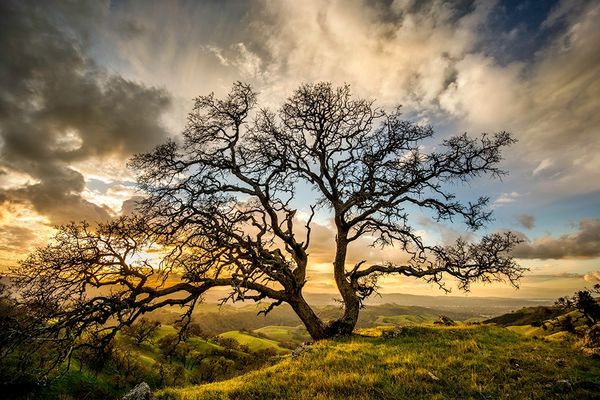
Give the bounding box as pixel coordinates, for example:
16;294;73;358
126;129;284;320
554;379;573;393
292;342;313;358
433;315;455;326
122;382;155;400
382;326;403;338
426;371;440;381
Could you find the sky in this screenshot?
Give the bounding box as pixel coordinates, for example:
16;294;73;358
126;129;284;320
0;0;599;299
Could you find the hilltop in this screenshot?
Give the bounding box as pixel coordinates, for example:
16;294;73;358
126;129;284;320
484;305;565;327
142;298;549;337
7;300;597;399
158;325;600;400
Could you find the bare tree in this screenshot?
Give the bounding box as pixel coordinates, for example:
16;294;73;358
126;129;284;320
12;82;524;348
122;317;161;345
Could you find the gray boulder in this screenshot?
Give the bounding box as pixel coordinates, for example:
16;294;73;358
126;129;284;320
122;382;156;400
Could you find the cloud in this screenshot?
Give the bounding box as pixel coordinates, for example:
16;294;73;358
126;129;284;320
532;158;555;177
0;203;55;266
246;0;599;201
238;0;599;197
250;0;494;106
415;215;473;245
513;218;600;259
494;192;521;206
300;218;412;267
517;214;535;230
110;0;599;200
120;196;145;216
0;225;36;254
0;1;171;225
584;271;600;282
437;0;600;196
524;272;584;282
206;43;266;81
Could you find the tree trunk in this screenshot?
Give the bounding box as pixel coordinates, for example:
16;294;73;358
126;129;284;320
329;234;361;336
289;294;329;340
288;231;361;340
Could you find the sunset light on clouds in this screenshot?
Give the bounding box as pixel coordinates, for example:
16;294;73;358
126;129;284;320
1;0;599;299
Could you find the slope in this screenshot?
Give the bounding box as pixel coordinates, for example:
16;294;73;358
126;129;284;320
158;325;600;400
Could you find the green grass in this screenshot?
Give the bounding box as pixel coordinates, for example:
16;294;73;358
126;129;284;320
37;368;124;400
484;306;564;327
375;314;438;326
113;324;229;373
156;324;179;338
254;325;311;345
187;336;225;352
506;324;547;337
158;325;600;400
218;331;289;353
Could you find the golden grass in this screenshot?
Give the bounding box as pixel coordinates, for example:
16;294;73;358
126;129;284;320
158;324;600;400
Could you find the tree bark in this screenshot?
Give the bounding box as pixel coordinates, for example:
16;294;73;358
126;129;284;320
289;294;329;340
328;233;360;336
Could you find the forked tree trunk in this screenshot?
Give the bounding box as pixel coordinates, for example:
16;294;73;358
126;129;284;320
330;234;361;336
289;292;360;340
289;294;329;340
289;233;361;341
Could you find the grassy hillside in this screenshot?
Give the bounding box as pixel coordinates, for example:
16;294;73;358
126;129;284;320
147;303;486;336
254;325;311;348
158;325;600;400
218;331;289;353
485;303;595;343
375;313;438;326
484;306;564;327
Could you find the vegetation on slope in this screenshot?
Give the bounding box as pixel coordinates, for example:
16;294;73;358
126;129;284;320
158;325;600;400
146;303;484;336
217;331;289;353
254;325;311;348
375;314;438;326
484;306;564;327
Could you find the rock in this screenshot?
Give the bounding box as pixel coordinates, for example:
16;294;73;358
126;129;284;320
554;379;573;393
122;382;155;400
433;315;455;326
381;326;403;339
426;370;440;381
292;342;313;358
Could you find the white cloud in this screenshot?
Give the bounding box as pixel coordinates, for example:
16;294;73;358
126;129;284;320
532;158;555;176
494;192;521;205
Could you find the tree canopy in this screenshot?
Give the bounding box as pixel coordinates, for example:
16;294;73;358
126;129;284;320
11;82;524;347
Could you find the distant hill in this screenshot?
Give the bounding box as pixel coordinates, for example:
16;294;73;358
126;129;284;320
483;305;564;327
306;292;554;313
145;299;553;337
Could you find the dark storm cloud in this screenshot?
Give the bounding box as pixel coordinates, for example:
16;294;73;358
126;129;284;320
0;0;171;224
513;219;600;259
517;214;535;230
